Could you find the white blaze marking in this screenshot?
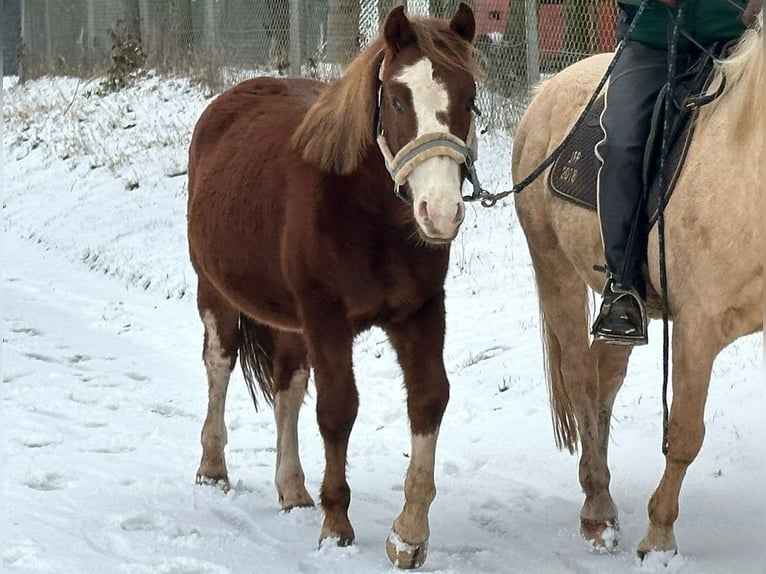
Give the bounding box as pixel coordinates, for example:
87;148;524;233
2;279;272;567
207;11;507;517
394;58;449;136
395;58;462;239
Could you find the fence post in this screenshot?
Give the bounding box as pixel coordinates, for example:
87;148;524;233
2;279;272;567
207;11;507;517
289;0;301;76
19;0;26;80
86;0;95;70
204;0;216;53
44;0;52;69
524;0;540;85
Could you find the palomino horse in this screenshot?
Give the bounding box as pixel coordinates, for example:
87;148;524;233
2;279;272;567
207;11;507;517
512;13;762;559
187;4;480;568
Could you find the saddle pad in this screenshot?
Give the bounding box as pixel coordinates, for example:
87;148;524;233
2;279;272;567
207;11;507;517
547;95;696;225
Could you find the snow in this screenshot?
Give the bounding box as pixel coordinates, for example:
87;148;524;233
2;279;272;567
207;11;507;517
3;74;764;574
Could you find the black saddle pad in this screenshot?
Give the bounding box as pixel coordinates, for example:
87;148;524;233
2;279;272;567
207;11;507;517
547;94;696;226
547;46;723;225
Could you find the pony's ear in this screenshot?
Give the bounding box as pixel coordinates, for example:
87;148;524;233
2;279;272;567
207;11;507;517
450;2;476;44
384;5;416;53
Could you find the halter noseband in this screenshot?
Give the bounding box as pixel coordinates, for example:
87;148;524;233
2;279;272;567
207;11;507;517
375;59;483;203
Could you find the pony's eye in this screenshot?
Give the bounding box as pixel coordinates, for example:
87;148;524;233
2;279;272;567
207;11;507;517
391;97;403;113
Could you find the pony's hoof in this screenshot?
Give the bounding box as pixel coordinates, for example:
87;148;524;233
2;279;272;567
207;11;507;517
279;490;315;511
195;473;230;493
580;519;619;551
318;535;355;548
281;499;315;512
386;530;428;569
318;520;355;549
637;548;678;565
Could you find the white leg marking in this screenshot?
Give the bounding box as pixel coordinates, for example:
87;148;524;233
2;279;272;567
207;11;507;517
198;310;232;483
274;368;314;509
395;430;440;542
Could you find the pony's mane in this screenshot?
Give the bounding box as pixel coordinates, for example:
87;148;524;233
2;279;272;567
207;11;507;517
702;10;763;132
291;17;480;175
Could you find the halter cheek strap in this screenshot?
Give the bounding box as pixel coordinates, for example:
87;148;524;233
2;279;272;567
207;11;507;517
375;59;482;202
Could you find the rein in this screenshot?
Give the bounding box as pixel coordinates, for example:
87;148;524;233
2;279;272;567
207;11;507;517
656;0;689;456
476;0;653;207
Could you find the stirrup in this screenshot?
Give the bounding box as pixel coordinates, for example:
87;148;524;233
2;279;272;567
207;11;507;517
591;281;648;346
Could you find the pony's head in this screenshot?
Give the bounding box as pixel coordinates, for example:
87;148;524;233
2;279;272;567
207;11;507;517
376;3;478;243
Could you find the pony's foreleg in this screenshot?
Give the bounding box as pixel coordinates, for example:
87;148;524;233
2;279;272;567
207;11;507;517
196;306;240;491
272;332;314;510
637;316;719;559
300;302;358;546
383;295;450;569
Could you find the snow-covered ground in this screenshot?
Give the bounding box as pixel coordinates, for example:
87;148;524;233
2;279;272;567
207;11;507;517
3;74;764;574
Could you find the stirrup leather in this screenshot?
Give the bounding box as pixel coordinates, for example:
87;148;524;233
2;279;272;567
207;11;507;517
591;282;648;346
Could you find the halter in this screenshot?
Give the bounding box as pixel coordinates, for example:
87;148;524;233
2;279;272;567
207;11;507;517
375;59;485;204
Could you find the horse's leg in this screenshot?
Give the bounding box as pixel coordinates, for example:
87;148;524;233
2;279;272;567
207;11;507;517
382;295;450;569
271;330;314;510
195;277;240;491
527;242;621;547
299;300;357;545
589;342;632;544
593;343;631;464
636;314;721;558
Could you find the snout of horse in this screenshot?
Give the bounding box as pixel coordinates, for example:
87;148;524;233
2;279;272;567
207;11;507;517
416;199;464;242
407;156;465;242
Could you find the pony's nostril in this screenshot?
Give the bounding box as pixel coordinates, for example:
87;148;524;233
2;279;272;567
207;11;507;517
418;200;429;219
454;203;465;224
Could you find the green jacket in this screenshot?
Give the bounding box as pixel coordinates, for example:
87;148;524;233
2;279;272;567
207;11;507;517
618;0;748;50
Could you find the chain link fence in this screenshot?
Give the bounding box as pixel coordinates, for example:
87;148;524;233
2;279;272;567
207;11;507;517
12;0;617;129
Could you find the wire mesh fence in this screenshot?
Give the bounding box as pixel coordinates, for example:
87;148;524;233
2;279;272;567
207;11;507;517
12;0;618;129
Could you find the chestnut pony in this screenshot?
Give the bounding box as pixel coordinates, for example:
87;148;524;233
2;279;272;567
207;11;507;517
512;12;762;560
187;4;480;568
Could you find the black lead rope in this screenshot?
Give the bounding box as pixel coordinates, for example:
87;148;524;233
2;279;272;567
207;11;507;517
658;0;688;456
478;0;652;207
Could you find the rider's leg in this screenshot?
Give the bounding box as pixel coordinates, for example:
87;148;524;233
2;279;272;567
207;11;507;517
593;40;668;345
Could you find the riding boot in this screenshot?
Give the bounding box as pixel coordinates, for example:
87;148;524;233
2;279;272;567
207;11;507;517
591;41;668;346
592;278;648;345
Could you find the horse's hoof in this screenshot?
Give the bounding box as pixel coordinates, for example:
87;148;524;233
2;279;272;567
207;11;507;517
637;527;677;561
279;490;315;511
580;518;619;551
281;500;315;512
196;473;230;493
317;535;355;549
386;530;428;569
637;548;678;564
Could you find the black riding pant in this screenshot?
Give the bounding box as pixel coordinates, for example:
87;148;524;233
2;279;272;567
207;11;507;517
596;41;670;296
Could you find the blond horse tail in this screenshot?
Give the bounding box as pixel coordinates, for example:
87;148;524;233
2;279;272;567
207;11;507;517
537;290;582;454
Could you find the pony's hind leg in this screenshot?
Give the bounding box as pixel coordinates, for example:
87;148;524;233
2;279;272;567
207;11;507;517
383;295;450;569
195;279;240;491
271;330;314;510
297;298;358;546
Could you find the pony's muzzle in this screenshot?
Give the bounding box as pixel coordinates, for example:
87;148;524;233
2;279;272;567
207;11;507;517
416;198;464;242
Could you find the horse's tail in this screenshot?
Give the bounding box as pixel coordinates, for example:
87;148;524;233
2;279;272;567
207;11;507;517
538;296;580;454
239;313;276;410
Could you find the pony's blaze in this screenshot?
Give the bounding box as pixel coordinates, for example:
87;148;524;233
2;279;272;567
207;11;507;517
396;58;465;242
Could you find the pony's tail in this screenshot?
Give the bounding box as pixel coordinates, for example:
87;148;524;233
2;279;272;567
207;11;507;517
538;301;579;454
239;314;276;411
